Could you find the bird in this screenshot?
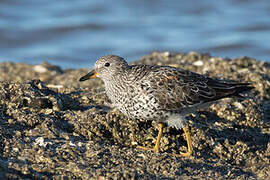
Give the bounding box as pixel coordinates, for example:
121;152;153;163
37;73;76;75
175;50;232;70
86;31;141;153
79;55;253;157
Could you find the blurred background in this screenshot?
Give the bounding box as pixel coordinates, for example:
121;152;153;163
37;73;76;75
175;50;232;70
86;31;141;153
0;0;270;69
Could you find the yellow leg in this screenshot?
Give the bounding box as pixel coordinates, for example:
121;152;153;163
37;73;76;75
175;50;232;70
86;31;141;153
173;125;193;157
137;124;193;157
137;123;164;153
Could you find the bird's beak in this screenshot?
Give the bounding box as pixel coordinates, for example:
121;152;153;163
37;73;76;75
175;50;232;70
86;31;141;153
79;69;99;81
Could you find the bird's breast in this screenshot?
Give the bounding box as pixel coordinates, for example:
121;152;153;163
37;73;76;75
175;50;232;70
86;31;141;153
104;80;164;120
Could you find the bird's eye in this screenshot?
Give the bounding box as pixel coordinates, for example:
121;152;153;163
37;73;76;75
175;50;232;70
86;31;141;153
104;62;110;67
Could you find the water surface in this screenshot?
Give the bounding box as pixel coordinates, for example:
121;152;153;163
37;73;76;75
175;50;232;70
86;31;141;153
0;0;269;68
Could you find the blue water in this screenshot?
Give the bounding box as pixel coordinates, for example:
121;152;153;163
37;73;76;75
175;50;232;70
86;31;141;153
0;0;270;69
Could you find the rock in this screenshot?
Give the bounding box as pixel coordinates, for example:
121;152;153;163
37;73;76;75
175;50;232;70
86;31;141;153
0;52;269;179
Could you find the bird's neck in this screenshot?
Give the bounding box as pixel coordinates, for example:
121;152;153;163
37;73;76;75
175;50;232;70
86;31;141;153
103;73;128;105
104;71;128;91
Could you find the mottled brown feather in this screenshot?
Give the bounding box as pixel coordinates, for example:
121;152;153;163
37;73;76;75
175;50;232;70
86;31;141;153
137;65;253;111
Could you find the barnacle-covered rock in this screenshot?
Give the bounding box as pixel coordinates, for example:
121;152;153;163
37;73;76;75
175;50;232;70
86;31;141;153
0;52;269;179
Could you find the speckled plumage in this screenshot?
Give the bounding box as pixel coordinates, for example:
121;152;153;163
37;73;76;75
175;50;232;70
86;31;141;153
80;55;253;129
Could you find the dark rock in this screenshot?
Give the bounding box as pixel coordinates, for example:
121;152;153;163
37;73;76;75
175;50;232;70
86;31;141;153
0;52;269;179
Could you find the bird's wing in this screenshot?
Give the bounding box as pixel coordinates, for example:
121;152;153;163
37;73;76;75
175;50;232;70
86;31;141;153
141;66;239;111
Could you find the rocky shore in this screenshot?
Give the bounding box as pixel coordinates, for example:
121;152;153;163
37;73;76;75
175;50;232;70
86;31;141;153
0;52;269;179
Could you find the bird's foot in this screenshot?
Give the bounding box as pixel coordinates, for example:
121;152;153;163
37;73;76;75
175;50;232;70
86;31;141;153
172;126;193;157
137;145;160;153
172;149;192;157
137;146;192;157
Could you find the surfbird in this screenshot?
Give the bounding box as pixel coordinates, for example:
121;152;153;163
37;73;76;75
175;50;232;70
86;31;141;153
79;55;253;157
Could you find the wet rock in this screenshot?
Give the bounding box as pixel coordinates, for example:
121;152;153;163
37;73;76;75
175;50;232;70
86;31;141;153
0;52;269;179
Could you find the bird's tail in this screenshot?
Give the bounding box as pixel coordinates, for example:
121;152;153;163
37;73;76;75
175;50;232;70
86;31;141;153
228;83;254;98
207;79;254;101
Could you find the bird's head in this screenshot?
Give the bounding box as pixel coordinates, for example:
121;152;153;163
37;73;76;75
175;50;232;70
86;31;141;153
79;55;129;82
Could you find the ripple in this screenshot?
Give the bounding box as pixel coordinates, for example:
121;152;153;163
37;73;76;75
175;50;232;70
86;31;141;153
0;0;270;68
